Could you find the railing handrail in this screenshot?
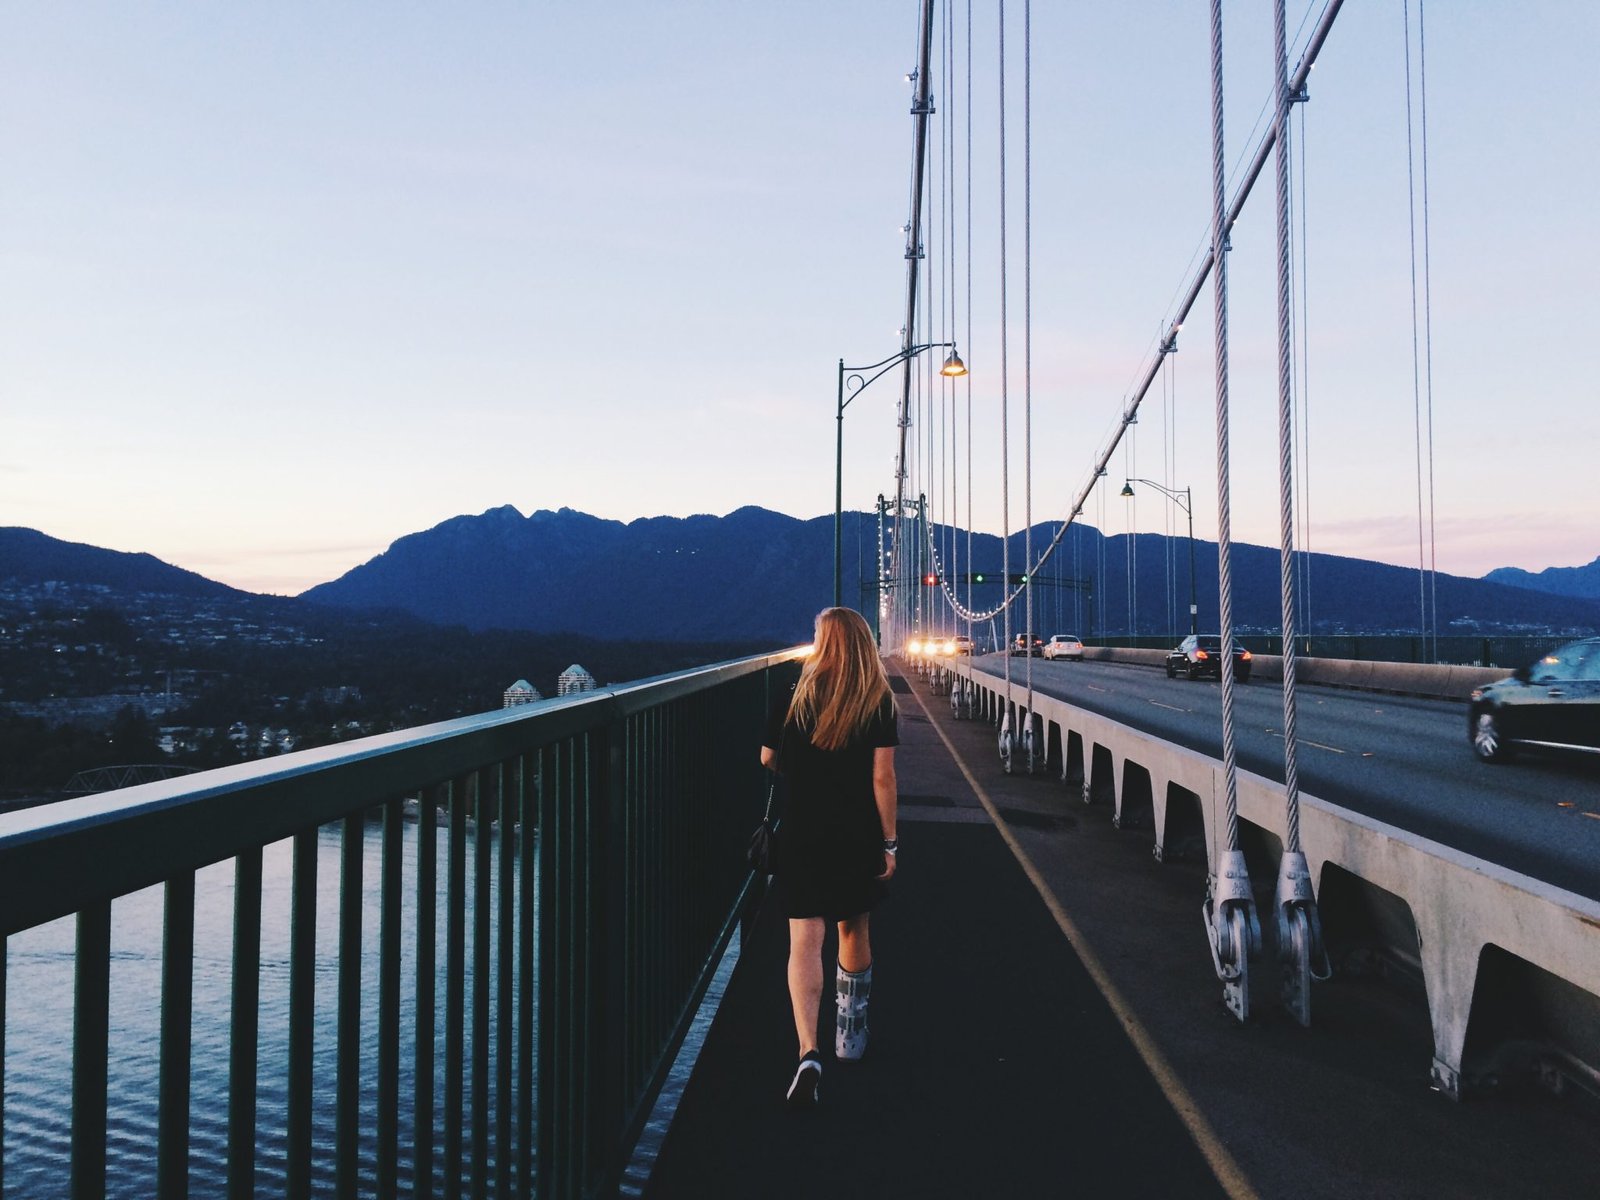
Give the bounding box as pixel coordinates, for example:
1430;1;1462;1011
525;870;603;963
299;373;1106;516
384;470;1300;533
0;646;807;938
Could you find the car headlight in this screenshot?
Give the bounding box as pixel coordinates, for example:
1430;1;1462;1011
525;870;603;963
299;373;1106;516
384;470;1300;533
907;639;922;655
942;640;955;655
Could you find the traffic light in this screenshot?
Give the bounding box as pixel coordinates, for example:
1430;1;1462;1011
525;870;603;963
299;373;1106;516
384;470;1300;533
1010;573;1029;585
921;572;940;586
967;572;989;584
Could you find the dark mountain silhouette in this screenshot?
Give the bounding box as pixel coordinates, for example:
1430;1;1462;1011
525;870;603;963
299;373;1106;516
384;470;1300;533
1483;557;1600;602
296;506;1600;643
0;527;245;599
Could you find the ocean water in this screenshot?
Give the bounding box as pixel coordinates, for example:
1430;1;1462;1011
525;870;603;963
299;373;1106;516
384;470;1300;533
3;819;529;1198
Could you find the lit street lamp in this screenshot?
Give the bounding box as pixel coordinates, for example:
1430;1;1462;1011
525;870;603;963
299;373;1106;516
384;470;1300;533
835;343;966;608
1121;478;1197;636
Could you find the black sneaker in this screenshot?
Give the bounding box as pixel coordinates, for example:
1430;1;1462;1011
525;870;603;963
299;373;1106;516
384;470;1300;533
785;1050;822;1109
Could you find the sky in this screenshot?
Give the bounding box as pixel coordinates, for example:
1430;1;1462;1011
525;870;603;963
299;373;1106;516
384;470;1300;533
2;2;1596;596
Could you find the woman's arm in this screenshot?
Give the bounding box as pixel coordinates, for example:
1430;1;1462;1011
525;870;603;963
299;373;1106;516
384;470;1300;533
760;746;777;771
873;746;897;880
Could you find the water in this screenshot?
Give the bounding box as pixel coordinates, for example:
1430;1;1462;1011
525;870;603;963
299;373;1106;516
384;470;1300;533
3;818;531;1198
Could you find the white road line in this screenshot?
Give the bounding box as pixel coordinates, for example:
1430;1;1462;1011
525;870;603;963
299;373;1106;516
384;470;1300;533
1148;700;1190;713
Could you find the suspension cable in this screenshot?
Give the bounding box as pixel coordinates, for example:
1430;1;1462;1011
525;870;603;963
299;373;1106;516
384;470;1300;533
1274;0;1304;854
1420;0;1438;658
999;0;1012;701
1210;0;1242;852
1402;0;1432;659
1024;0;1034;708
921;1;1347;631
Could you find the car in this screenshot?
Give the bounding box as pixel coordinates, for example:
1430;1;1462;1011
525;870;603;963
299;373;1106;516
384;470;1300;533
1011;632;1044;656
950;634;976;656
1164;634;1251;682
925;634;974;657
1467;636;1600;763
1043;634;1085;661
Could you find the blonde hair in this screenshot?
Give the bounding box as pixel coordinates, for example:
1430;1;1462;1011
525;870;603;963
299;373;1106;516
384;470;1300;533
787;607;892;752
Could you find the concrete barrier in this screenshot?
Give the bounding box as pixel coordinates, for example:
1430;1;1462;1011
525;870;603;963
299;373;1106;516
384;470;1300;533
942;656;1600;1101
1083;647;1507;702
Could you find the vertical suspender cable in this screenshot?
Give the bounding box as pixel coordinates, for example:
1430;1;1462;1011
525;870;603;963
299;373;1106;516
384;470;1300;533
999;0;1013;707
1419;0;1438;660
1205;0;1260;1024
1208;0;1241;852
1274;0;1329;1022
1273;0;1303;859
1295;102;1313;636
1402;0;1430;658
965;0;974;641
1024;0;1034;722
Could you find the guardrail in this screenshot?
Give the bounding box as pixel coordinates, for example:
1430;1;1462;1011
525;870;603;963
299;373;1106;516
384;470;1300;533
938;656;1600;1102
1075;646;1505;702
0;649;803;1200
1076;634;1571;669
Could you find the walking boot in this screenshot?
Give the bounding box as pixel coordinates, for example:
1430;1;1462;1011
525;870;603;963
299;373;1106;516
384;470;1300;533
835;963;872;1061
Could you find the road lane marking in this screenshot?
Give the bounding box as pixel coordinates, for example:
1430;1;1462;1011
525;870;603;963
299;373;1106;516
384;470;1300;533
1264;729;1348;754
904;675;1263;1200
1148;700;1191;713
1086;684;1109;693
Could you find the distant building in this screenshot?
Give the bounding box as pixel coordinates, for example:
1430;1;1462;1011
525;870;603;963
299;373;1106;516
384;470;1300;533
557;664;598;696
503;679;543;708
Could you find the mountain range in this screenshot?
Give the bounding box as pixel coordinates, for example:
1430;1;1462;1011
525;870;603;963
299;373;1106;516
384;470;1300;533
5;514;1599;645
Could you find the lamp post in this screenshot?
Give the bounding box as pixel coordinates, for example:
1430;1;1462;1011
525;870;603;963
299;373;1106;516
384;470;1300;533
835;343;966;608
1121;478;1197;636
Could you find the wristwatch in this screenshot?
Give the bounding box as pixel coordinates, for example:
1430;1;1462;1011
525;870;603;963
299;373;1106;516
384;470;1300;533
883;837;899;855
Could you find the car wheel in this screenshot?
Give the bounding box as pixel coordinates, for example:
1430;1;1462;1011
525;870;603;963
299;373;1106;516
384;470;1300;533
1165;661;1176;678
1187;663;1202;680
1471;710;1513;763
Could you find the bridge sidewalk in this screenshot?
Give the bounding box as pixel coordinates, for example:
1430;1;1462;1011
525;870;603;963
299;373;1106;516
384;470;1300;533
643;664;1597;1199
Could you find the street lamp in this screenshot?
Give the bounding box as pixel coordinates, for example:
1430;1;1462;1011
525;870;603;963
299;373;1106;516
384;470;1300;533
1121;478;1197;636
835;343;966;607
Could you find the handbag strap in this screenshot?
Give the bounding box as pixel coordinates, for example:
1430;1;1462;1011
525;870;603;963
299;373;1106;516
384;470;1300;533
761;778;777;822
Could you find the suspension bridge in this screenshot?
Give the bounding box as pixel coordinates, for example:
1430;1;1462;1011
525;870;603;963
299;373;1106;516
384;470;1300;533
2;2;1598;1198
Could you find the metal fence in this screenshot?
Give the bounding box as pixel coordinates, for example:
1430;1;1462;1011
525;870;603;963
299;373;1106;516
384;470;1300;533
0;649;803;1200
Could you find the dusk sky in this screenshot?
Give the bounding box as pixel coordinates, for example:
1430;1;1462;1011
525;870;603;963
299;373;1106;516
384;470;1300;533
3;2;1595;596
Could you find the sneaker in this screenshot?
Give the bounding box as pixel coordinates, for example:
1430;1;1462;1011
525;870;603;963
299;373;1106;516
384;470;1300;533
785;1050;822;1109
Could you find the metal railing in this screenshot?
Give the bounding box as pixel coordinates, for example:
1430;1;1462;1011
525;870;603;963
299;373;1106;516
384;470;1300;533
0;649;803;1200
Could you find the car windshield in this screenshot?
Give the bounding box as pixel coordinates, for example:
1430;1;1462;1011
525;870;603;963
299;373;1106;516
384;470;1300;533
1530;641;1596;683
1195;636;1223;650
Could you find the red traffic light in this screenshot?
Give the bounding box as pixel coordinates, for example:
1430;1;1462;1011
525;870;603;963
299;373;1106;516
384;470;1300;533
922;572;939;586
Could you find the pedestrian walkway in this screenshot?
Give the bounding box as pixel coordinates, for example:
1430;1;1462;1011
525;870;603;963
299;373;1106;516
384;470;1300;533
642;670;1229;1199
644;663;1599;1199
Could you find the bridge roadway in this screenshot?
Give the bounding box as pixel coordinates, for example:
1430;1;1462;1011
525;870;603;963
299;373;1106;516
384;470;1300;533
978;654;1600;902
641;662;1598;1199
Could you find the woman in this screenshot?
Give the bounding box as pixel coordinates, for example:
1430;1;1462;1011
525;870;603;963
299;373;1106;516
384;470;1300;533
761;607;898;1109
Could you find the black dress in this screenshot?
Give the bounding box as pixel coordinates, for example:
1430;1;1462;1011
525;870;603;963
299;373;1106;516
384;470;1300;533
763;690;899;922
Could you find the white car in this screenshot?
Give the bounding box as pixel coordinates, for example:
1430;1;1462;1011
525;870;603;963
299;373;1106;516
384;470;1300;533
1043;634;1085;661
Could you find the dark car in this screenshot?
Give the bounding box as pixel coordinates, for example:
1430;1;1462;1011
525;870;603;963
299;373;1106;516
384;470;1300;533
1165;634;1251;682
1011;632;1044;656
1468;637;1600;763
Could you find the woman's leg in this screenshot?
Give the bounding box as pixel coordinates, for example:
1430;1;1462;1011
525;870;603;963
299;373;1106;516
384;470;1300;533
787;918;827;1055
837;913;871;972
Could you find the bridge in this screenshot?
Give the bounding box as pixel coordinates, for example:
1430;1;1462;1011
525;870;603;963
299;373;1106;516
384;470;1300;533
4;1;1599;1198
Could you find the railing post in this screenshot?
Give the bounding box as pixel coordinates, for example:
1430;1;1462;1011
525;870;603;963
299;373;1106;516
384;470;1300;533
72;902;111;1200
158;871;195;1200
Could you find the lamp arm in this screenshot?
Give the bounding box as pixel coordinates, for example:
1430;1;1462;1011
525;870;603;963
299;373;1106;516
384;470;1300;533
841;340;957;410
1127;476;1192;514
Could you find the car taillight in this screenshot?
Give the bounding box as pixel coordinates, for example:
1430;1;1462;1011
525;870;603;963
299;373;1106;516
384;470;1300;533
1240;650;1252;661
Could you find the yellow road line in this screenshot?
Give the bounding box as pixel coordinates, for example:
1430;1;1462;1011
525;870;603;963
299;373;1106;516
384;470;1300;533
904;677;1263;1200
